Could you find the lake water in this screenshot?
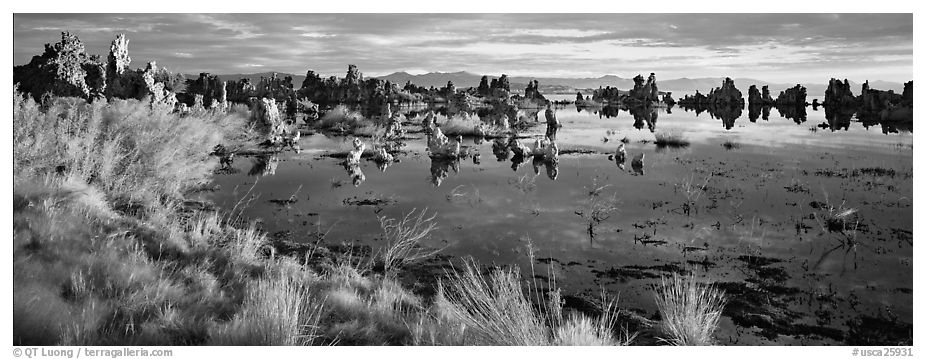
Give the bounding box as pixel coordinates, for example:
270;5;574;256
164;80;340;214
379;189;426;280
205;98;913;345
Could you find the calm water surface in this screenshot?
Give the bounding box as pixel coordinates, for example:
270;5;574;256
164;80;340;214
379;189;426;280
206;98;913;345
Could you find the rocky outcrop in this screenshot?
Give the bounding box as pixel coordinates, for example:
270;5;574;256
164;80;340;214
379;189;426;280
251;97;286;142
677;91;708;106
626;73;659;104
857;80;912;123
748;85;761;105
680;78;744;107
824;78;855;106
297;66;417;106
15;32;184;107
592;86;622;104
104;34;133;98
14;31;102;100
762;86;774;103
749;85;777;105
182;73;227;109
523;80;547;102
708;78;744;106
427;127;463;159
775;84;807;106
490;74;511;99
663;92;675;106
346;138;365;166
141;61;177;108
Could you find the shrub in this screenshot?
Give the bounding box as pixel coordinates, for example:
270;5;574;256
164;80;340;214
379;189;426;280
654;273;727;346
377;209;440;275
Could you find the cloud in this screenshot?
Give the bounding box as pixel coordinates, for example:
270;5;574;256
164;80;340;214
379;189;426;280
12;13;912;83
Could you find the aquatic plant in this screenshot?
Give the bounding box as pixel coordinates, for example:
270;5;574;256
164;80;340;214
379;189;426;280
720;141;740;150
813;189;860;234
574;176;622;240
676;172;713;216
654;273;727;346
654;130;691;148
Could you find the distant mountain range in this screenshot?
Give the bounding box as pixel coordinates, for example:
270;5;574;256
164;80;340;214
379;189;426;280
203;71;906;98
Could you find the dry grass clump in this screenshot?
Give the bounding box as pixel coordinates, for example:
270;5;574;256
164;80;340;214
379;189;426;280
209;275;324;345
12;88;274;345
424;260;633;346
377;209;441;275
438;114;490;136
654;273;727;346
316;105;372;131
13;89;245;217
812;190;860;234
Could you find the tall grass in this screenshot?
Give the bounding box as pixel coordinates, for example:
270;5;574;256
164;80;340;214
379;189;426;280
435;261;548;345
654;273;727;346
438;114;494;137
13;90;247;216
377;209;440;275
12;88;277;345
209;276;324;345
316;105;371;131
430;260;633;346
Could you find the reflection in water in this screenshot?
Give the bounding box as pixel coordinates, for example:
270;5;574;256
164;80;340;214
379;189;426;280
629;105;658;132
545;122;560;140
824;106;854;132
747;105;767;122
342;162;365;187
247;155;279;176
610;143;627;170
492;138;511;161
712;105;743;130
857;110;914;134
777;105;808;124
429;157;460;187
679;103;744;130
597;106;621;118
630;152;645;175
212;99;913;346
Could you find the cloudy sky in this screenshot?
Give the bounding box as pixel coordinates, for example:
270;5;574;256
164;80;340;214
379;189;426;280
12;13;913;83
